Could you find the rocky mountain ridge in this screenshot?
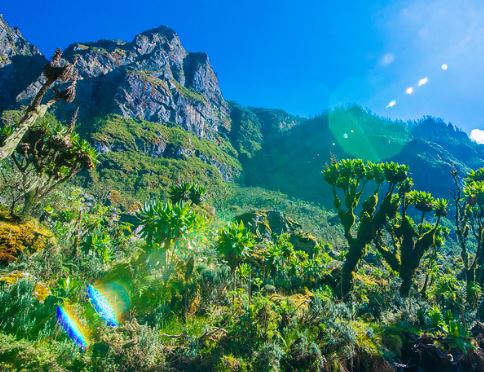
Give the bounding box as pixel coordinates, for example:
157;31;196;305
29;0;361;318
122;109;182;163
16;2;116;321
0;16;483;208
61;26;230;138
2;18;229;139
0;14;46;110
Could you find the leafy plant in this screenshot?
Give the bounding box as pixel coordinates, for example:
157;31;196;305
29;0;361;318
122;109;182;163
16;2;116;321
169;182;207;205
216;221;255;271
451;167;484;289
138;199;203;266
0;111;97;219
323;159;406;296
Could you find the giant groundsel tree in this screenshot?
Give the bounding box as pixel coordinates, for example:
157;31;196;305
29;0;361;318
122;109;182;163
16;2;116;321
138;200;203;267
324;159;448;297
0;110;96;219
452;168;484;287
323;159;405;297
375;190;449;296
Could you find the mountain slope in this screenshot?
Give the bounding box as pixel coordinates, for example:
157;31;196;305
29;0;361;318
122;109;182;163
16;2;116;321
87;115;241;209
0;17;483;211
237;106;484;204
0;15;46;110
16;25;230;139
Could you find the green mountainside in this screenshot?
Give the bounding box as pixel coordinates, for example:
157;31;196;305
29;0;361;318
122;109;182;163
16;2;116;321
237;105;483;204
84;115;241;210
2;16;484;371
79;104;484;215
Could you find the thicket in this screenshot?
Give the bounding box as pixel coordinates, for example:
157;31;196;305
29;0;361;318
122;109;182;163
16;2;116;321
2;54;484;371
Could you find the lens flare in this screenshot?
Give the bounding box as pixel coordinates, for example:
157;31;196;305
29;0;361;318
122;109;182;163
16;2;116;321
418;77;429;87
405;87;414;95
386;100;397;108
441;63;448;71
87;284;119;326
56;305;89;350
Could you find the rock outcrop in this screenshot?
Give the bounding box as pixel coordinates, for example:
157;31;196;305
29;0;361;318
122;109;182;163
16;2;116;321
1;18;230;139
53;26;230;138
0;14;46;110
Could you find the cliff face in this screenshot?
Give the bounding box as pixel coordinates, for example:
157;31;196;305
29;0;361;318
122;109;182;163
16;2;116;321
1;17;483;208
0;19;230;139
58;26;230;138
0;15;46;110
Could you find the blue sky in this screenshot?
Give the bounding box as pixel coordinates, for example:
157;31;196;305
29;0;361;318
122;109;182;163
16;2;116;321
2;0;484;133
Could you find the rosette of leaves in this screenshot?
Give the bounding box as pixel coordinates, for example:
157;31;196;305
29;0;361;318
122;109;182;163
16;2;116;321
216;221;255;271
138;200;203;266
168;182;206;205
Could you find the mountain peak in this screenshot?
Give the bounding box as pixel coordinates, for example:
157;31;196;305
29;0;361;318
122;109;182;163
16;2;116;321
7;20;230;138
0;14;42;66
0;15;46;109
137;25;178;40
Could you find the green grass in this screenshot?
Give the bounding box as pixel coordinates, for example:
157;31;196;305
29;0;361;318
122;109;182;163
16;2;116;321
215;184;344;246
127;70;170;92
173;80;207;103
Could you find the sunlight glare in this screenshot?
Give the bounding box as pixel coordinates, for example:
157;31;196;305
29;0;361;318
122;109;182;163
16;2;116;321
386;100;397;108
418;77;429;87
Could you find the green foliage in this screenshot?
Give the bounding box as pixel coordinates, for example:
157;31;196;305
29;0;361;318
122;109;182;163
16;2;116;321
82;232;113;264
173;80;207;103
0;110;96;218
426;306;471;351
407;191;436;213
451;167;484;301
465;168;484;207
216;221;255;270
260;233;332;291
430;274;465;314
2;104;484;370
169;182;207;205
0;332;81;371
324;158;449;297
87;115;239;210
323;159;409;296
138;199;203;251
0;280;57;340
90;321;166;370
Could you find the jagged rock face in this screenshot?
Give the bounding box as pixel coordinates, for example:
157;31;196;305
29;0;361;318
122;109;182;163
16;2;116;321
58;26;230;138
0;15;46;109
0;15;42;66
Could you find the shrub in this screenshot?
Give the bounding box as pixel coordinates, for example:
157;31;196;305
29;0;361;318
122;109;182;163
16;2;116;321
0;217;54;265
0;280;57;339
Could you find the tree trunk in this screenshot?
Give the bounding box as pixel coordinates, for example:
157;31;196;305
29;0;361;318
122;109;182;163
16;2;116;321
19;189;37;221
0;102;53;161
399;267;415;297
0;48;77;162
340;242;365;298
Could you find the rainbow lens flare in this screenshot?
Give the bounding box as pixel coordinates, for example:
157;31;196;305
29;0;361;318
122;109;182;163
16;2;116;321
87;284;119;326
56;305;89;350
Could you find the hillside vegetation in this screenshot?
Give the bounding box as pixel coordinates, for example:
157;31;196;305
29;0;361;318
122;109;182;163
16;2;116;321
2;16;484;372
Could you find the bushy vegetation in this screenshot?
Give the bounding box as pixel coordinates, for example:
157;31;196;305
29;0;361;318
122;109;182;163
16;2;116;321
85;115;240;210
2;103;484;371
239;105;484;206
